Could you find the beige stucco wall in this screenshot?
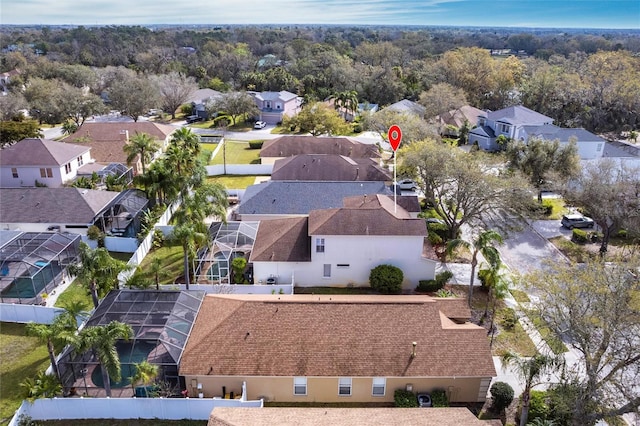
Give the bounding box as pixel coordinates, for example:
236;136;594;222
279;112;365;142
182;375;488;403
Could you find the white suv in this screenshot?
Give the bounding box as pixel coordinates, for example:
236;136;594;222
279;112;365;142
254;121;267;129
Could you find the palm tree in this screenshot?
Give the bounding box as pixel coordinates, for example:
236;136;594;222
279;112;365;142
25;314;76;383
73;321;133;397
123;132;160;175
171;222;208;290
149;257;168;290
170;127;201;157
68;242;131;308
446;229;503;305
20;371;63;402
501;351;564;426
130;360;159;397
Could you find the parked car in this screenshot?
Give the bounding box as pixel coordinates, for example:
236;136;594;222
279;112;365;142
186;115;203;124
417;393;432;407
254;120;267;129
394;179;418;191
561;214;595;229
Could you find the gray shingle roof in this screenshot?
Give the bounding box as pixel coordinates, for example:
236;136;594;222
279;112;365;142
486;105;553;125
252;90;298;102
383;99;426;116
249;216;311;262
470;125;496;138
237;181;393;215
0;138;90;167
523;124;605;143
0;187;119;224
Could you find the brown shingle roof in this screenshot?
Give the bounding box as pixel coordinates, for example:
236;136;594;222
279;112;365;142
271;154;391;181
260;136;380;159
180;294;496;378
209;407;491;426
249;217;311;262
308;194;426;236
64;122;175;165
0;138;90;167
0;187;119;224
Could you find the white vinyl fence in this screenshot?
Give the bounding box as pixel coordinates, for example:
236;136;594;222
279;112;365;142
0;303;64;324
10;396;263;425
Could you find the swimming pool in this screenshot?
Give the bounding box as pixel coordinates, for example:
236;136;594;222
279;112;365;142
0;262;61;299
91;341;156;389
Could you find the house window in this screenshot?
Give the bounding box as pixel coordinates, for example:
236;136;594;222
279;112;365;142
499;123;510;134
11;168;18;178
64;163;72;174
323;264;331;278
77;156;84;166
39;168;52;178
597;143;603;152
338;377;352;396
293;377;307;395
315;238;325;253
337;264;350;268
372;377;386;396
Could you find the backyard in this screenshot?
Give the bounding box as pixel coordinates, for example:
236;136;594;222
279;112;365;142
210;140;261;165
0;323;50;425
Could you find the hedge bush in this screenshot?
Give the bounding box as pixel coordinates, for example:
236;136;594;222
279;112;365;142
571;228;589;244
248;140;264;149
490;381;514;412
369;264;403;294
416;270;453;293
431;389;449;407
394;389;418;407
427;222;449;243
500;308;518;330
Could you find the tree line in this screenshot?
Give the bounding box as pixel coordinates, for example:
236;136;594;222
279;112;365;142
1;25;639;140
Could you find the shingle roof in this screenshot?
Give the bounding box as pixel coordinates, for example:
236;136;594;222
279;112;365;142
308;194;426;236
64;122;175;165
260;136;380;159
186;88;222;104
383;99;426;116
180;294;496;378
208;407;492;426
249;217;311;262
271;154;391;181
470;125;496;138
523;124;605;143
0;187;119;224
252;90;298;102
436;105;485;128
237;181;393;216
486;105;553;125
0;138;90;167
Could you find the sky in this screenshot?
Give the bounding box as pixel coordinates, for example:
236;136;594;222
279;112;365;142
2;0;639;29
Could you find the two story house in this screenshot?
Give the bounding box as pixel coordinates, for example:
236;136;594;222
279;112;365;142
271;154;391;182
248;90;302;125
0;138;92;188
468;105;605;159
249;194;435;288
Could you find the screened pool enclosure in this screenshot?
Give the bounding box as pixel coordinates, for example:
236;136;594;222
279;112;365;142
58;290;205;397
0;231;80;304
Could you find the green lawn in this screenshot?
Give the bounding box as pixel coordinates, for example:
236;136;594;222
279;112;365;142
211;140;261;165
206;175;265;189
0;322;50;425
53;280;92;311
137;242;184;284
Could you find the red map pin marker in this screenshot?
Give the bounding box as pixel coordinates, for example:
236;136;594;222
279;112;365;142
389;125;402;151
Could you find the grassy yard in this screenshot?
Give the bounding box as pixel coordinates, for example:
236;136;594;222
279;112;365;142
211;140;261;165
53;280;92;311
206;175;264;189
137;242;184;284
548;236;593;263
198;143;218;165
0;322;50;425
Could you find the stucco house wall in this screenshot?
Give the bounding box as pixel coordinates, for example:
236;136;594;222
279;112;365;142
0;149;92;188
183;375;490;404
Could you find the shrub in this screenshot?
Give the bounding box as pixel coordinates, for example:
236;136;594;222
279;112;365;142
616;229;627;239
490;381;514;412
435;289;456;298
427;222;449;242
417;270;453;292
540;200;554;216
431;389;449;407
527;390;550;422
571;228;589;244
248;140;264;149
369;264;403;294
394;389;418;407
500;308;518;330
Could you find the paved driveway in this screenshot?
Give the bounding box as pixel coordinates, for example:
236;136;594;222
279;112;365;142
498;220;568;275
